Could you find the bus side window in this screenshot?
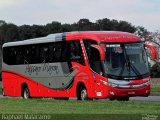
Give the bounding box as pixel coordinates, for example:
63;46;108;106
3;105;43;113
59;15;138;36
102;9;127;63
40;45;49;63
24;46;31;64
3;47;8;64
16;47;25;64
90;47;103;74
31;45;40;64
69;41;85;65
83;40;103;74
11;47;16;65
48;44;54;63
83;40;97;60
61;41;68;62
3;47;12;65
54;42;62;62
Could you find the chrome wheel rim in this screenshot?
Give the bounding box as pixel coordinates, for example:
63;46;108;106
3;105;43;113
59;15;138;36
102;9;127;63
24;88;29;99
81;89;87;100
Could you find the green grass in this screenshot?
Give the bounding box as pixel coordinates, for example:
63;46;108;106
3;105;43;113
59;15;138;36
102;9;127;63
151;85;160;95
0;98;160;114
0;86;159;119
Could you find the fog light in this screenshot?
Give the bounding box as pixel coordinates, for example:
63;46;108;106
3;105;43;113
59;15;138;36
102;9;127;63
146;90;149;93
109;91;115;95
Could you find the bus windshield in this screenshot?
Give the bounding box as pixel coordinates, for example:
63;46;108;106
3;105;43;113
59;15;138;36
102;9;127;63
104;43;149;79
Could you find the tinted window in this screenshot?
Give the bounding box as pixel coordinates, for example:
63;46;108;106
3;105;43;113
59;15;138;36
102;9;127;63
83;40;103;74
83;40;97;60
69;41;84;65
3;40;85;65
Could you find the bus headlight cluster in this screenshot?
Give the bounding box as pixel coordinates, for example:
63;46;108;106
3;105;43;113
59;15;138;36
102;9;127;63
109;83;118;87
100;80;108;85
100;80;118;87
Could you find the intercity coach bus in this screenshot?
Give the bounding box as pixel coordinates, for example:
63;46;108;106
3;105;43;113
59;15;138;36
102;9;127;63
2;31;156;100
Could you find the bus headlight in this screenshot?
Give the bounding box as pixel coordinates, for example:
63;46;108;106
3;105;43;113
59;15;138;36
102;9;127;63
111;83;118;87
100;80;108;85
100;80;118;87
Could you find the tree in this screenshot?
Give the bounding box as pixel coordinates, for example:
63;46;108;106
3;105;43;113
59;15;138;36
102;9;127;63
61;24;72;32
45;21;62;35
0;20;6;26
150;62;160;78
0;20;7;46
110;19;119;31
18;25;34;40
0;18;141;43
116;20;136;33
75;18;94;31
31;25;45;38
135;26;148;40
96;18;112;30
96;18;136;33
0;23;19;42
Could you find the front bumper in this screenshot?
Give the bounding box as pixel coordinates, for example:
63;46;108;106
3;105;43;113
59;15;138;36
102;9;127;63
106;84;150;98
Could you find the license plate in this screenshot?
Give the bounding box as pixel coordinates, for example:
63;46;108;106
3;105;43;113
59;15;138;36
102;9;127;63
128;92;135;95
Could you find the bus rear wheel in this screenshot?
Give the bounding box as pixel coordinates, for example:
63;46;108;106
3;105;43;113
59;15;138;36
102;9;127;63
22;87;30;99
2;89;5;96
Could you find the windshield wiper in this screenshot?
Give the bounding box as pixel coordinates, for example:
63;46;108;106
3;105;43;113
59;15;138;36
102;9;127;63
118;45;143;79
129;62;143;79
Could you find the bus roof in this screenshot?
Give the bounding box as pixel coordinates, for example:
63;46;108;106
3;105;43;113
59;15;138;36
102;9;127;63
3;31;140;47
65;31;140;43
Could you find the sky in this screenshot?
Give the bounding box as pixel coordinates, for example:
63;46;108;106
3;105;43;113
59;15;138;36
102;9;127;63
0;0;160;32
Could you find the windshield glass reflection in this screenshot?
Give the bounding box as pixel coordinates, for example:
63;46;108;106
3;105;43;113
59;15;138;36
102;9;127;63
104;43;149;79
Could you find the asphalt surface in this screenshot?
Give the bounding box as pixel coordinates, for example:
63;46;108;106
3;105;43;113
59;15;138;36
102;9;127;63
0;95;160;102
129;96;160;102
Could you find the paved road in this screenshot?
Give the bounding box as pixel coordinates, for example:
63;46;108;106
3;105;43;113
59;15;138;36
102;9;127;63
129;96;160;102
0;95;160;102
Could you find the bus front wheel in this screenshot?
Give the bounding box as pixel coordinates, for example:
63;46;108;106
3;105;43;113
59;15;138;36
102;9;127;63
80;87;90;100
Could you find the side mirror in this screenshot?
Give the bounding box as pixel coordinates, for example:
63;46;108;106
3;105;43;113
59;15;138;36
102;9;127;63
145;44;157;60
91;45;105;61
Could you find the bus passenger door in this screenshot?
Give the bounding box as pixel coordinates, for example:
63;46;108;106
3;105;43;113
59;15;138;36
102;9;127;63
89;46;104;97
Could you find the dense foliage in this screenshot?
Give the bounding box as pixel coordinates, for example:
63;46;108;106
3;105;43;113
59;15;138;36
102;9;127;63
150;62;160;78
0;18;136;45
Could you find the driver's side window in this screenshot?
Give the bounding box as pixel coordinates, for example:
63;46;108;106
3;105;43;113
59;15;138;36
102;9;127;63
83;40;103;74
90;47;103;74
69;40;85;65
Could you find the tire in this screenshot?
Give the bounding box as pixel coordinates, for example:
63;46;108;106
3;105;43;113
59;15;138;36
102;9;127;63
23;87;30;99
80;87;88;100
2;89;5;96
